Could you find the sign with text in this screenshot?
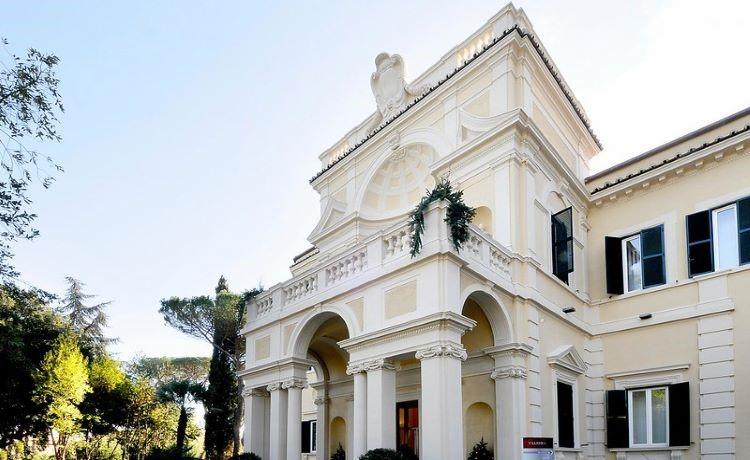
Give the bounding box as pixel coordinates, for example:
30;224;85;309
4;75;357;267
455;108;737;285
522;437;554;460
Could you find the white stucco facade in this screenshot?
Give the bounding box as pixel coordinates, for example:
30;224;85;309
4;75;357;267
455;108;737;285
240;4;748;460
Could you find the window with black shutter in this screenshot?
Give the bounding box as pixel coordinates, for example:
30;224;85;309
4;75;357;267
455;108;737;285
605;225;665;294
605;390;628;448
557;381;575;448
686;210;713;276
301;420;312;453
738;197;750;265
552;207;574;284
668;382;690;447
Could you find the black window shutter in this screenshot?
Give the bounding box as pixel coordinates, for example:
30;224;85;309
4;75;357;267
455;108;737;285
605;236;624;294
605;390;629;448
301;420;311;453
686;210;713;277
641;225;666;288
557;382;575;448
552;207;574;283
669;382;690;447
738;197;750;265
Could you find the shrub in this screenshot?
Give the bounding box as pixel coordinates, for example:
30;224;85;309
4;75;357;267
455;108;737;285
233;453;262;460
467;438;493;460
331;443;345;460
359;448;403;460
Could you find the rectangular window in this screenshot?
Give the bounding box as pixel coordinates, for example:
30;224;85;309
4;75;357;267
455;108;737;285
607;225;665;294
552;207;574;284
557;381;575;448
628;387;669;447
713;204;739;270
301;420;317;453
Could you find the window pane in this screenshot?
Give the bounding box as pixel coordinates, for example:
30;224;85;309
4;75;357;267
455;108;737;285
687;211;711;241
716;207;738;270
641;227;663;257
557;382;574;448
311;421;317;451
689;240;713;275
651;388;667;444
632;390;647;445
625;236;642;291
643;255;666;287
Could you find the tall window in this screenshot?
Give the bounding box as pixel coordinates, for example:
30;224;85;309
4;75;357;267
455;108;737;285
629;387;668;447
551;207;574;284
622;234;642;291
557;381;575;448
301;420;317;453
713;204;739;270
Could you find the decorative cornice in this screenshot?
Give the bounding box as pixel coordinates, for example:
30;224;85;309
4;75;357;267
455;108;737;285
415;343;468;361
491;365;527;380
310;25;600;184
484;342;534;359
281;378;308;390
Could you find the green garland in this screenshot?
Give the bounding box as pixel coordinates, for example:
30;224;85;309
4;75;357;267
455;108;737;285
409;177;476;257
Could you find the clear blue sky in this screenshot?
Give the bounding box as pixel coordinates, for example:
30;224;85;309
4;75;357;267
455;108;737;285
4;1;749;360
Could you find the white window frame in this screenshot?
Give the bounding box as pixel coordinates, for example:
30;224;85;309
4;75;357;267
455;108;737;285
310;420;317;453
551;369;580;449
621;234;643;293
627;386;670;448
712;203;739;270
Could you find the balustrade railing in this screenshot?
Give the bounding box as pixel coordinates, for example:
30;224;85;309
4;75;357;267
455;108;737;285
250;211;512;321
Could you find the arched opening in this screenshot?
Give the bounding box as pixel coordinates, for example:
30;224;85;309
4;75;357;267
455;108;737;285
330;416;347;455
465;402;495;455
290;311;352;460
459;288;513;346
473;206;493;236
461;298;494;352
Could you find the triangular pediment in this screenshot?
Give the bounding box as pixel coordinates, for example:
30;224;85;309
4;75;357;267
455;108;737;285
547;345;587;375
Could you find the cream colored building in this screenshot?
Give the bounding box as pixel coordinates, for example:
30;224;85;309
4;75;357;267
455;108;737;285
240;4;746;460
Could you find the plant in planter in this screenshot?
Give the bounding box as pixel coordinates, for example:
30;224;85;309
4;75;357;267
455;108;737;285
408;177;476;257
331;443;346;460
467;438;493;460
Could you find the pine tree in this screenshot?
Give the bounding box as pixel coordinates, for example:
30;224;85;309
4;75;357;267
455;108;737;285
330;443;345;460
467;438;493;460
58;277;114;358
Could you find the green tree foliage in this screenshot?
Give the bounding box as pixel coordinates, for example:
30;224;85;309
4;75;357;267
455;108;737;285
160;276;262;459
0;38;64;279
129;356;210;387
58;277;114;359
467;438;493;460
0;284;64;448
157;379;205;456
359;448;407;460
33;333;92;460
330;443;345;460
408;177;476;257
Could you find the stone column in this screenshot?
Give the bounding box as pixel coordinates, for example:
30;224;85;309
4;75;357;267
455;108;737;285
416;343;467;460
283;378;307;460
487;343;532;460
346;362;368;458
267;382;287;460
314;394;329;460
242;387;268;457
364;359;396;450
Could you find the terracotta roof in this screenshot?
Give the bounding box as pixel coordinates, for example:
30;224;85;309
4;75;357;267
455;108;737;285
589;117;750;194
587;106;750;185
310;25;601;184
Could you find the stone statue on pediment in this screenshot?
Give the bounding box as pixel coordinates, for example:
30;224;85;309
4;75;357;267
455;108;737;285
370;52;430;121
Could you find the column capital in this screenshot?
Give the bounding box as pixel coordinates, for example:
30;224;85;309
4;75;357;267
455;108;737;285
266;381;283;392
491;365;527;380
243;387;268;398
313;395;329;406
415;343;467;361
346;362;366;375
348;358;395;374
281;377;308;390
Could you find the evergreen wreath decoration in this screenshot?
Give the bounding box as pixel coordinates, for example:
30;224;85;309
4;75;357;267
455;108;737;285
408;177;476;257
467;438;494;460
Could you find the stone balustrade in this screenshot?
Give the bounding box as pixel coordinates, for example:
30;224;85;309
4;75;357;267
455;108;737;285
249;208;513;322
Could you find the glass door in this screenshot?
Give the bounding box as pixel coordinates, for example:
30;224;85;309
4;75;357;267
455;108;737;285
397;400;419;458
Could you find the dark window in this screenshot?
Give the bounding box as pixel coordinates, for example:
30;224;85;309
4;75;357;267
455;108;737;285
557;382;575;448
686;210;714;277
668;382;690;447
552;207;574;284
605;236;624;294
301;420;315;453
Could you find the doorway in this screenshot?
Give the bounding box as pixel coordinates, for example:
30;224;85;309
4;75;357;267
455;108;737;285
396;400;419;457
